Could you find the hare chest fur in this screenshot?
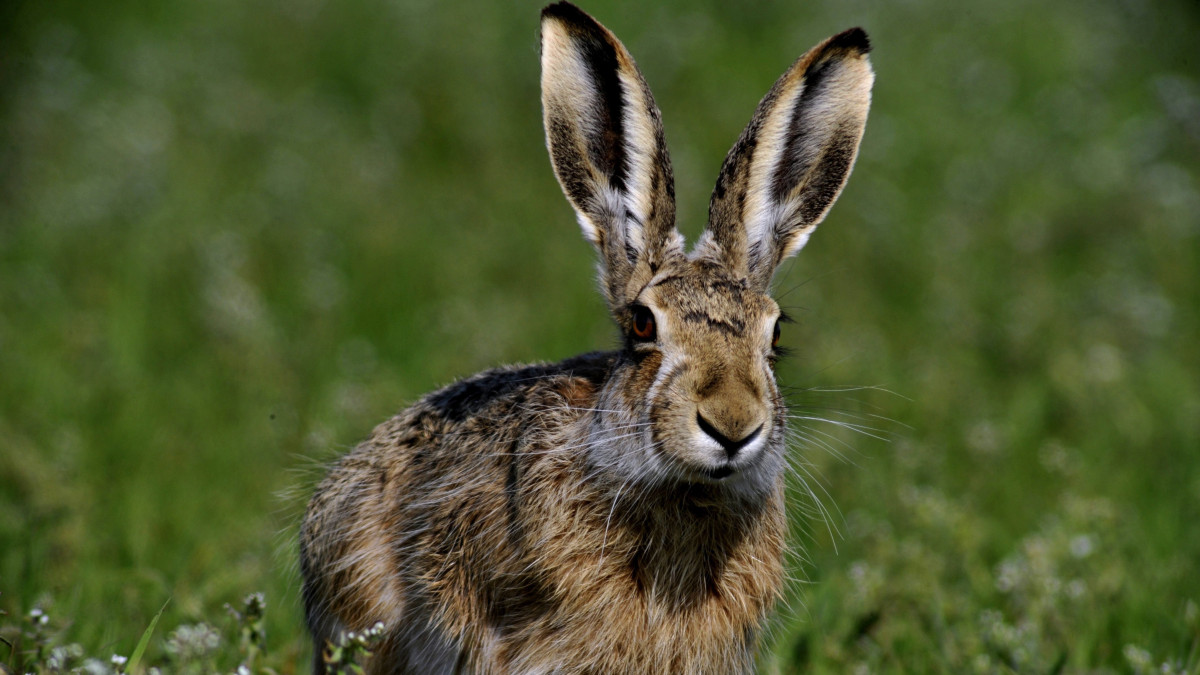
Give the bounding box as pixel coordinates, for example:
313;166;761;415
300;2;873;673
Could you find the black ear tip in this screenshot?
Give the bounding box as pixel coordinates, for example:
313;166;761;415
829;27;871;55
541;1;593;26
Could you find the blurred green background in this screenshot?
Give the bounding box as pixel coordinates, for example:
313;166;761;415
2;0;1198;672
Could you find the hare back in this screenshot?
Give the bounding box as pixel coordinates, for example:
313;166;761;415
300;351;786;674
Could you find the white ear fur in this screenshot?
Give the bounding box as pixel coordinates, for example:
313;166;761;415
697;28;874;291
612;66;663;254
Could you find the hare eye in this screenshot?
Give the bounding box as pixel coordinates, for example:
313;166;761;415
631;306;656;341
772;320;781;348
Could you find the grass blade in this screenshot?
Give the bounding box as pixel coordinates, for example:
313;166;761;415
126;599;169;673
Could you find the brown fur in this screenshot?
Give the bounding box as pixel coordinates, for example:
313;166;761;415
301;3;873;673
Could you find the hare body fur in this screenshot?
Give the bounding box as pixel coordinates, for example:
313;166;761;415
302;349;784;673
301;3;873;673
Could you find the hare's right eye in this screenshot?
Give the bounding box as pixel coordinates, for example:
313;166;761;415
631;305;656;342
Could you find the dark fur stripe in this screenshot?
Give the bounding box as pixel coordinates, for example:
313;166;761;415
793;124;857;228
682;310;746;336
770;28;869;208
581;33;628;193
546;118;600;228
428;353;613;422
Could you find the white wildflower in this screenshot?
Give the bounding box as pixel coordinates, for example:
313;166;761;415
1124;644;1154;672
1069;534;1095;558
165;622;221;661
80;657;114;675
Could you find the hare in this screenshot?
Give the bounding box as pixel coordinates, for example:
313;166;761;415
300;2;873;673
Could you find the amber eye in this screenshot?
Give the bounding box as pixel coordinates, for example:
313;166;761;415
631;305;656;341
772;319;781;348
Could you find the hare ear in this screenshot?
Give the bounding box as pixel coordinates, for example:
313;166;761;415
696;28;873;292
541;2;682;306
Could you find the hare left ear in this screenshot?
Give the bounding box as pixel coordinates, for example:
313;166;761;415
696;28;874;292
540;2;683;307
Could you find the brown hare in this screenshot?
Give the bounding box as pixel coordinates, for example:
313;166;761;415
300;2;873;673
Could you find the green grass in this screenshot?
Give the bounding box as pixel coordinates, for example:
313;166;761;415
2;0;1198;672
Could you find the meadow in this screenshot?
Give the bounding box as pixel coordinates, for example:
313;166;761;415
1;0;1198;672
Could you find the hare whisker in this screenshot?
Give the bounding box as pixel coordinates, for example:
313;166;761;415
786;414;891;441
784;425;861;465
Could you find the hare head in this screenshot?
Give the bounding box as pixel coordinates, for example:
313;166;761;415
541;2;873;499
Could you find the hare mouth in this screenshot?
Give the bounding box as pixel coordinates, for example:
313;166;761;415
706;465;736;480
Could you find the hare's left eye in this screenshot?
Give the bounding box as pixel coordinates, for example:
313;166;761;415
772;320;781;348
631;305;656;341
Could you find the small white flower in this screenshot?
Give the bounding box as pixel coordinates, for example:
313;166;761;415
80;657;114;675
1124;643;1154;671
165;623;221;660
1069;534;1096;559
994;558;1023;593
849;561;869;581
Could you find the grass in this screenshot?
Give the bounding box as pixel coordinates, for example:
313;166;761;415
1;0;1198;672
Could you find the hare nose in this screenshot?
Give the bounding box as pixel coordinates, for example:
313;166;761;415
696;412;763;459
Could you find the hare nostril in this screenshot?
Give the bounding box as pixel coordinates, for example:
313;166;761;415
696;413;763;459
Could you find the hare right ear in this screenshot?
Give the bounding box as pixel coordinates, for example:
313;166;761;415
540;2;682;307
696;28;874;292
